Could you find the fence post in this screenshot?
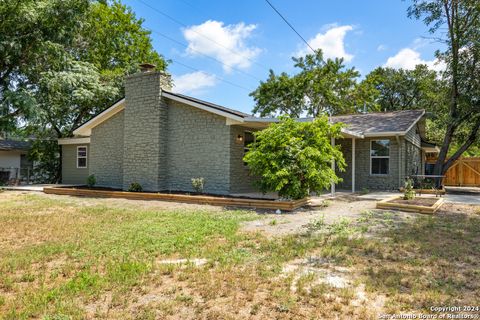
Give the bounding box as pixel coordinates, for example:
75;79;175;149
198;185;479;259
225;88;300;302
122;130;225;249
458;159;464;186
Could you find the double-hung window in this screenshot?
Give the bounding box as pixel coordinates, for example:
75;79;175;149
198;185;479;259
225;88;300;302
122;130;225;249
77;146;88;169
370;140;389;175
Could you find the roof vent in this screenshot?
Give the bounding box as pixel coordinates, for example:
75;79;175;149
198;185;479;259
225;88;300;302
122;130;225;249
139;63;156;73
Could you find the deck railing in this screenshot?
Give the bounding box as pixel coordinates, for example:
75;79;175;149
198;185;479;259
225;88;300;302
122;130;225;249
0;167;33;185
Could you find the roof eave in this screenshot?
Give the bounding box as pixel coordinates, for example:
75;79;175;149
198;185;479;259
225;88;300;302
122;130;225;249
73;99;125;136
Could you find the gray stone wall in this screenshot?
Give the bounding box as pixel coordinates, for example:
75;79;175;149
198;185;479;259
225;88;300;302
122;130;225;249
355;137;402;190
123;71;168;191
165;101;231;194
337;138;352;190
229;126;259;193
61;144;90;184
337;137;403;191
90;111;124;188
405;141;422;177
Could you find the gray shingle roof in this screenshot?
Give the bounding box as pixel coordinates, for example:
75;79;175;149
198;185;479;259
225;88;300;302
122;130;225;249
164;91;251;118
0;140;30;151
330;109;425;135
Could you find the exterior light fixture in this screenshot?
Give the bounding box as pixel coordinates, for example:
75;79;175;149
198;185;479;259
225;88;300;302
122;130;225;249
236;134;244;143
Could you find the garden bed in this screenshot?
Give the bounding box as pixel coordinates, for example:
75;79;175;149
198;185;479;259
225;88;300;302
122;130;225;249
43;187;308;211
376;196;444;214
399;187;446;196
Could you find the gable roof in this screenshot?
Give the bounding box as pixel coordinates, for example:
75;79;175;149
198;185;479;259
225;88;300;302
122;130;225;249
163;91;251;119
0;139;30;151
72;89;425;139
330;109;425;137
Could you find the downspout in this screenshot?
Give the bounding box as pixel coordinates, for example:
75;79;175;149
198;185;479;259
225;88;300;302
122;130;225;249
395;135;402;188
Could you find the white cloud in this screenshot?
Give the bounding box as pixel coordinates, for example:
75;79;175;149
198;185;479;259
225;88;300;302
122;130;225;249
172;71;217;94
384;48;446;72
296;25;354;62
377;44;387;51
183;20;261;72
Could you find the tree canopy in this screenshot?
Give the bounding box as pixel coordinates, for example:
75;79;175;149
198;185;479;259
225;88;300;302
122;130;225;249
250;50;374;117
407;0;480;175
0;0;169;181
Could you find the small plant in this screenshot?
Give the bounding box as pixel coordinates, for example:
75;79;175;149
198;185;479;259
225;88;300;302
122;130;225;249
191;177;204;193
306;215;326;233
403;178;415;200
86;174;96;188
128;182;143;192
360;188;370;195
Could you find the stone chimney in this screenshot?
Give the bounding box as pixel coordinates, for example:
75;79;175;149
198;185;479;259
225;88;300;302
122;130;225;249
122;64;170;191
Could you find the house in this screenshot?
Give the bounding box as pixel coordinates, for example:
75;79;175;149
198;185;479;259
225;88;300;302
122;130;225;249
59;65;437;194
0;139;31;184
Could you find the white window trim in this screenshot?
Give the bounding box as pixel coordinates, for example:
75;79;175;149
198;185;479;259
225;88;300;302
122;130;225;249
77;146;88;169
370;140;390;175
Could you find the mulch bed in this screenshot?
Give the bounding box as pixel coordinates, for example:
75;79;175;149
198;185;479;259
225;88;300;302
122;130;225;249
59;186;276;201
389;197;439;207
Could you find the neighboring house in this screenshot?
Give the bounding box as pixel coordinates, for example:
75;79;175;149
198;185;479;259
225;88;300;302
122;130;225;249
59;66;437;194
0;139;31;184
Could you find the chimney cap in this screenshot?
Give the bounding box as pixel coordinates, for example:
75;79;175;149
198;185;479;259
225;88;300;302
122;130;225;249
139;63;156;72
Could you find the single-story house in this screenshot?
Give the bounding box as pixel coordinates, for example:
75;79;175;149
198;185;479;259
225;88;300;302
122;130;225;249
0;139;31;183
59;66;437;194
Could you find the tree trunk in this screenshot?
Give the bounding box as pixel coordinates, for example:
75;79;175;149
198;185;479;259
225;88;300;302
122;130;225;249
433;122;456;187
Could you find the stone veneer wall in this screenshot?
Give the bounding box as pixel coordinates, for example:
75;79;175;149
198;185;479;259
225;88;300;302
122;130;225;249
404;125;423;177
165;101;231;194
229;126;259;193
89;111;124;188
336;138;353;190
123;71;168;191
336;137;404;191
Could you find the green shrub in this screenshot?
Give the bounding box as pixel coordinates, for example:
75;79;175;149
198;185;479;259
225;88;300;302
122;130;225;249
86;174;96;188
243;116;345;200
191;177;204;193
128;182;143;192
403;178;415;200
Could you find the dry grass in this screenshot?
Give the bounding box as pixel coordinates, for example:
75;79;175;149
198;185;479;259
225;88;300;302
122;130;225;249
0;192;479;319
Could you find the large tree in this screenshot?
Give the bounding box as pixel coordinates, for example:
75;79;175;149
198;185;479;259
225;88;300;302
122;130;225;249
0;0;89;134
408;0;480;180
0;0;169;181
361;65;446;112
250;50;373;117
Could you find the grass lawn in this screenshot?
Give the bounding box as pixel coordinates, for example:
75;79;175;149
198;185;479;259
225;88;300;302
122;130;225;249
0;192;479;319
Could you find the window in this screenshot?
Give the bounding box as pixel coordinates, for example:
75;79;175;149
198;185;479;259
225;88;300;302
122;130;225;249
77;146;87;169
370;140;390;175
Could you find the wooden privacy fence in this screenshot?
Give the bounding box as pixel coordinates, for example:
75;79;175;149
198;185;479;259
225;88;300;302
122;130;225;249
443;157;480;187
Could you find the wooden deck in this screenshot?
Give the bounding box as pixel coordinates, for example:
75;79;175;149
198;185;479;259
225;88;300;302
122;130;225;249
43;187;309;211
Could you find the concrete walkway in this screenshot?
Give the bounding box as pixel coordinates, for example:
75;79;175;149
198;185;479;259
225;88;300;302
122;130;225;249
357;190;480;205
1;184;77;192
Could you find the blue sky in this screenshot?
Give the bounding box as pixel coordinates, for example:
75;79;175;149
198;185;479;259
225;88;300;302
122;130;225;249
122;0;444;114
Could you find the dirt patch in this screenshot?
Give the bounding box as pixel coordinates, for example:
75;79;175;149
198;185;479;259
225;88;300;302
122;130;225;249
389;197;439;206
242;195;378;237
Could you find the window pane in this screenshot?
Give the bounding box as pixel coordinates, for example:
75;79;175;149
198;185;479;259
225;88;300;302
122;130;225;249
371;140;390;156
78;147;87;157
372;158;389;174
78;158;87;168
